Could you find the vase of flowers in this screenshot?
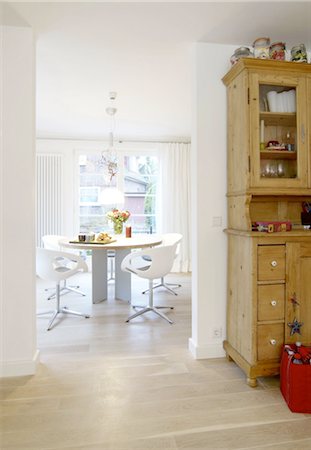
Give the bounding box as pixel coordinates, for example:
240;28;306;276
106;208;130;235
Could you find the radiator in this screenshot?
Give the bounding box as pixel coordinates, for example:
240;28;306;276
36;154;63;246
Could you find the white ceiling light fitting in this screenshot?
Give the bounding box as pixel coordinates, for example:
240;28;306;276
100;91;119;183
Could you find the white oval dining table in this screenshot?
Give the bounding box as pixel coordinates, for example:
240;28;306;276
62;234;162;304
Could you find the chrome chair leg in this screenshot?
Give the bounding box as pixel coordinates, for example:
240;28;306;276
47;279;86;300
132;303;173;310
37;310;55;316
126;306;173;324
39;283;90;331
126;307;151;322
152;307;173;324
127;280;173;324
62;286;86;296
46;308;90;331
164;281;182;288
62;306;90;318
47;310;59;331
156;305;174;310
142;277;181;296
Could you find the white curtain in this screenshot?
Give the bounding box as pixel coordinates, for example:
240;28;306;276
158;142;191;272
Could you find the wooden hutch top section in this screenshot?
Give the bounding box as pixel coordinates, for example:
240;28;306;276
222;58;311;86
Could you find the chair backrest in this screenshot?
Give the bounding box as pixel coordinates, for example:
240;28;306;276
36;248;87;283
121;243;178;280
42;235;68;250
161;233;182;247
161;233;182;259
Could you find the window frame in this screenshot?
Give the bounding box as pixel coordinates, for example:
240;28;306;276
74;146;159;235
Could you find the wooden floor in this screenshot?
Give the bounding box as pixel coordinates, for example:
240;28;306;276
1;272;311;449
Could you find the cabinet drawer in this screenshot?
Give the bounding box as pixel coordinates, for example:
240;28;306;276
257;323;284;361
258;284;285;321
258;245;285;281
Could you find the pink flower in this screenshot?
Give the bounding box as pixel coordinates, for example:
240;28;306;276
106;209;131;224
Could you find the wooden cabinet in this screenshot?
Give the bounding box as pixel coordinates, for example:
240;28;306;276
223;59;311;387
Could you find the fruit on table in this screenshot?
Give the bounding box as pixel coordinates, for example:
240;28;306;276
96;232;112;242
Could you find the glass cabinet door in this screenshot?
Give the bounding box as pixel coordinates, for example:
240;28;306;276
249;72;308;188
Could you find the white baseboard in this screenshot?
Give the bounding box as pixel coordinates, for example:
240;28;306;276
188;337;226;359
0;349;40;377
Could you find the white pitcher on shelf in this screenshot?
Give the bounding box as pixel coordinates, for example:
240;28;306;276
267;90;277;112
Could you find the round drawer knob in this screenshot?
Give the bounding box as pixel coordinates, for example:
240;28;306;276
271;260;278;267
270;339;277;346
271;300;277;307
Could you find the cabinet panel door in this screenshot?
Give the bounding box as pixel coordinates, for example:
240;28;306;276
286;242;311;344
249;71;308;189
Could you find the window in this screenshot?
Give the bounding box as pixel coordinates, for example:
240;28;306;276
123;155;158;234
77;151;159;234
79;187;100;204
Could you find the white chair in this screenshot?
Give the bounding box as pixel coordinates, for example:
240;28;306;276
42;234;86;299
121;242;179;324
36;248;90;330
142;233;182;296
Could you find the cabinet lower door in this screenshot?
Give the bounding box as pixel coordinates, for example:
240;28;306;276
286;242;311;344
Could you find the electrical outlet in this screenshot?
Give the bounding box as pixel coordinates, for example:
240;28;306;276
212;327;222;338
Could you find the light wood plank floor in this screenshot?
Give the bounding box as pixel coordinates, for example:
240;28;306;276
1;272;311;449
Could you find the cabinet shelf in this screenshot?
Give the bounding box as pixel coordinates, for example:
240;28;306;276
260;112;296;127
260;150;297;160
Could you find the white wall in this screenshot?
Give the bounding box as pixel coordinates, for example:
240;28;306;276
0;5;37;376
190;43;237;358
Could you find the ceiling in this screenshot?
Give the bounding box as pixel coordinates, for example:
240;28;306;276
9;1;311;141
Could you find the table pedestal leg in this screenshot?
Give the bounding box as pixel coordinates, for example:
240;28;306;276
92;249;108;304
115;249;131;303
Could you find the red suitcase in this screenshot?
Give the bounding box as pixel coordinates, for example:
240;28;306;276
280;344;311;413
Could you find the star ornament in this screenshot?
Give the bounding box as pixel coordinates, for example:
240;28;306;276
287;318;303;336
